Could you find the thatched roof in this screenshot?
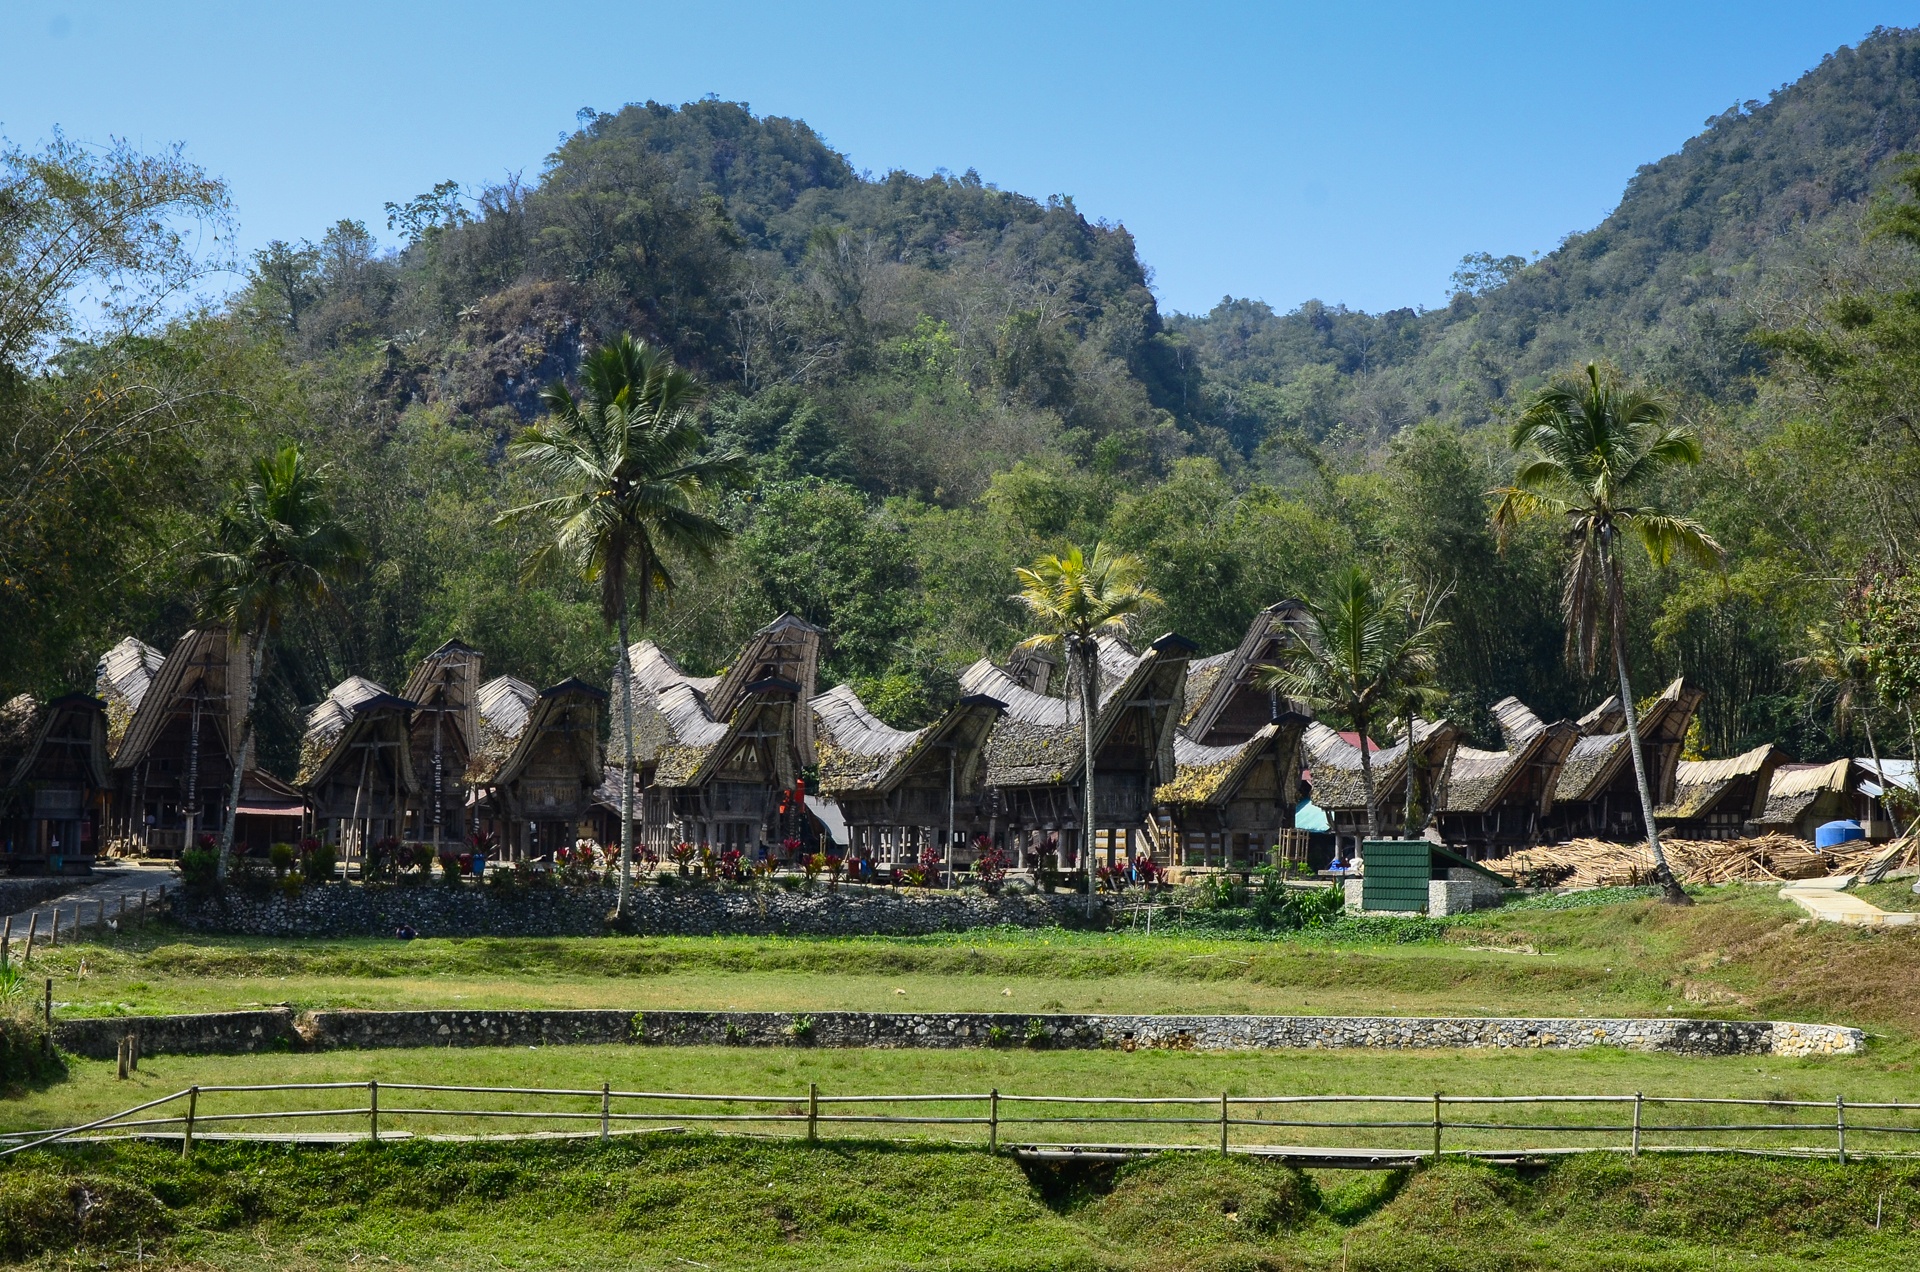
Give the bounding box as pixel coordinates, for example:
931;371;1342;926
297;677;418;787
1303;717;1456;812
810;683;1004;797
1553;677;1703;804
1179;600;1311;740
1655;743;1784;821
401;639;482;757
1155;717;1305;806
1759;758;1860;827
0;694;49;787
484;678;606;791
94;636;166;757
1437;697;1579;815
959;633;1191;789
0;693;108;793
107;629;249;772
467;675;538;785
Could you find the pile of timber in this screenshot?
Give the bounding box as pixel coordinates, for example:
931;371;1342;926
1501;833;1893;889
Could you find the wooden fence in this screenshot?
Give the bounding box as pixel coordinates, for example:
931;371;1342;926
6;1084;1920;1165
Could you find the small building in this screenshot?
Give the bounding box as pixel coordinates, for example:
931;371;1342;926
467;677;607;859
1304;718;1460;860
810;682;1003;868
400;639;483;852
298;677;420;858
0;693;110;874
1154;716;1309;869
1654;742;1785;840
1756;758;1885;841
230;769;306;854
95;630;251;854
959;633;1193;870
1541;677;1704;842
1433;697;1579;859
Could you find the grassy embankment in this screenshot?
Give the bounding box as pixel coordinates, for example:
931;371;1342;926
25;885;1920;1038
3;1134;1918;1270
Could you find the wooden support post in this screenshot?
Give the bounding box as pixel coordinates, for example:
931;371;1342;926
989;1089;999;1155
1432;1092;1443;1164
129;1032;139;1072
44;978;52;1028
600;1081;611;1141
1220;1091;1230;1154
1631;1093;1643;1157
117;1036;129;1080
182;1086;198;1159
21;913;35;962
1837;1095;1847;1165
808;1082;819;1142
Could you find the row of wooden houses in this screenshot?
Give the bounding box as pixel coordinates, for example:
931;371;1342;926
0;602;1903;876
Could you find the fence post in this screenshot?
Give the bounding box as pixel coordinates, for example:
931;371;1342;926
1837;1095;1847;1165
1220;1092;1230;1155
808;1082;819;1143
182;1086;198;1159
369;1080;379;1144
117;1036;129;1081
1432;1092;1443;1164
47;908;57;949
601;1082;611;1142
989;1089;999;1155
1632;1094;1643;1158
21;913;34;963
2;915;11;953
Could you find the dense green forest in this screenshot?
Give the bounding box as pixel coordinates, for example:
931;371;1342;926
11;28;1920;778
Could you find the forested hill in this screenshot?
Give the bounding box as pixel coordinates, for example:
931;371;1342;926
1174;24;1920;442
10;26;1920;778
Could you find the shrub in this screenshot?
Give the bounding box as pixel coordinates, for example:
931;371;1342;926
268;842;296;878
784;1014;815;1043
279;872;304;899
723;1022;748;1045
973;839;1009;894
987;1024;1014;1046
178;843;219;891
1024;1018;1049;1047
301;838;337;882
439;852;462;885
0;1012;66;1090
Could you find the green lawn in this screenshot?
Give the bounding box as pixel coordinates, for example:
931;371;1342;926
23;884;1920;1038
3;1133;1917;1269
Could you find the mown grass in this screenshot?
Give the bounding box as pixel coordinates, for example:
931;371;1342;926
3;1133;1917;1269
26;884;1920;1037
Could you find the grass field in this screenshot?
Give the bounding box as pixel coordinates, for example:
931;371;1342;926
20;884;1920;1038
3;1134;1918;1269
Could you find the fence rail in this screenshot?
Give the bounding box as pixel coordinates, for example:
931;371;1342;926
5;1083;1918;1164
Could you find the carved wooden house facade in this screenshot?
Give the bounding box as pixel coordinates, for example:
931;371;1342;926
0;692;110;874
1433;697;1580;859
297;676;420;856
1541;678;1704;842
466;676;607;858
400;639;483;852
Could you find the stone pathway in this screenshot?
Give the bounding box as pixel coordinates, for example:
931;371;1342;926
1;862;176;953
1780;876;1919;927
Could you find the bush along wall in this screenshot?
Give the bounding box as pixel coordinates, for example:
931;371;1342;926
169;879;1100;938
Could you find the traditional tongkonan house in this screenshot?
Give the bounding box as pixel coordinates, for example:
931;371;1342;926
1754;757;1885;841
95;630;250;855
958;632;1193;871
400;640;483;853
466;677;607;859
1154;717;1309;871
0;693;110;874
810;682;1004;872
1432;697;1580;859
298;677;420;859
1654;742;1786;841
1541;677;1704;842
1178;599;1312;746
617;615;823;857
1303;718;1460;862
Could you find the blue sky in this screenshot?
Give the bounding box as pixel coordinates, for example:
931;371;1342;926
3;2;1913;316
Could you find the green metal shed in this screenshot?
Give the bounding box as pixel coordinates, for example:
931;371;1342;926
1360;839;1513;912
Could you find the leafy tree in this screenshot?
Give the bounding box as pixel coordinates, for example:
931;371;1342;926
195;445;364;878
1256;566;1448;839
1013;543;1158;913
1494;363;1720;904
499;335;747;916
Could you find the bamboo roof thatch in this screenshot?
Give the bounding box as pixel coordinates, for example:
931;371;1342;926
810;683;1003;797
1552;677;1703;805
959;632;1191;789
1154;716;1306;806
1303;717;1457;813
1436;697;1579;815
94;636;166;757
1655;742;1785;822
400;639;482;757
0;692;109;793
467;675;537;784
480;678;606;791
1759;758;1862;827
106;629;250;772
297;676;419;788
1179;600;1311;740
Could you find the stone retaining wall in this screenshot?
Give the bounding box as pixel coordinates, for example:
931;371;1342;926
0;876;93;915
168;881;1093;938
53;1007;1864;1060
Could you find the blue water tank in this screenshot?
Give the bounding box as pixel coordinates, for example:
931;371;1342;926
1814;820;1865;849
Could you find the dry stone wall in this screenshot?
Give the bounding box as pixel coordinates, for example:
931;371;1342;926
168;881;1093;938
51;1008;1865;1060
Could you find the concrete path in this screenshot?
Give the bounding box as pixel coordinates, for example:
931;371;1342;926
1;862;176;953
1780;879;1918;926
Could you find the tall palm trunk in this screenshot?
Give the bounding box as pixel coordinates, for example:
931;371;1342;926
1402;707;1419;839
215;631;265;881
1079;636;1098;920
1355;708;1380;844
615;608;635;918
1603;542;1689;905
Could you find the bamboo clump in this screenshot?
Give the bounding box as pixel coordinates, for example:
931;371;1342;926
1502;833;1900;889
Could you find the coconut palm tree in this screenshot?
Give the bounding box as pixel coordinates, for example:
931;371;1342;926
498;334;747;918
1013;544;1159;915
1793;620;1900;826
197;444;364;880
1256;567;1449;841
1494;362;1721;905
